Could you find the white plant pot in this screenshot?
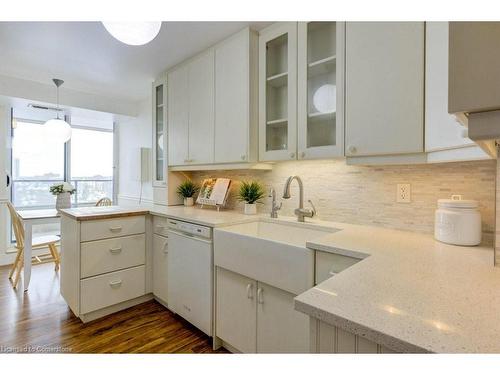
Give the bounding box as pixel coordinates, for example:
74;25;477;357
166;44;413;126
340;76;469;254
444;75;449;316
56;192;71;211
184;197;194;206
244;203;257;215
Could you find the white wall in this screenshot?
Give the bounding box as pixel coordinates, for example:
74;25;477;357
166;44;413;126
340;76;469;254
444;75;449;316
0;106;9;265
116;97;153;206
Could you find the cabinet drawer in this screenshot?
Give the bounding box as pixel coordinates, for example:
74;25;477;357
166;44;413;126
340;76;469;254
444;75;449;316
315;251;361;284
153;215;169;237
81;216;145;242
80;234;146;278
80;265;145;314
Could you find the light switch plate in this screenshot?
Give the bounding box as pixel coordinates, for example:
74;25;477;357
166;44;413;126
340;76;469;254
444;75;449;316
397;184;411;203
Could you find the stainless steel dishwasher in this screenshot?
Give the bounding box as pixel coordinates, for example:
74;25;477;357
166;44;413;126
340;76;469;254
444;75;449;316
167;218;213;336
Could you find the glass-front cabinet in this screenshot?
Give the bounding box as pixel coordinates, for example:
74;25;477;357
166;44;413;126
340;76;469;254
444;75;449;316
259;22;297;162
153;75;167;187
298;22;344;159
259;22;344;162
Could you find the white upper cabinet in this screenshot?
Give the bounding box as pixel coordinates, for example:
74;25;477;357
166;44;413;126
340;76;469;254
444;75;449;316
167;64;189;166
152;76;167;187
167;49;215;166
297;22;345;160
425;22;474;152
345;22;425;157
259;22;298;161
188;50;215;165
215;28;258;164
167;28;259;168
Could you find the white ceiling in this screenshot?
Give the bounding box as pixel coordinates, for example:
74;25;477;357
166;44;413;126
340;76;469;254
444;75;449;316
0;22;271;103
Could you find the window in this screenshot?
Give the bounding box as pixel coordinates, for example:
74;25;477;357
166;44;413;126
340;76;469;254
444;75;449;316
11;120;65;209
70;128;114;206
11;118;115;209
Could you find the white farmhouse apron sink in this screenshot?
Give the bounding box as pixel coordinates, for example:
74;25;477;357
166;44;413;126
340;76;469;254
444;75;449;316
214;219;338;295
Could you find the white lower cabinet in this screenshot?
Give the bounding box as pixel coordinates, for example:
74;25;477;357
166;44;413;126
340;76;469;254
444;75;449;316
312;319;396;353
215;267;309;353
60;214;148;322
80;265;146;315
216;267;257;353
256;281;310;353
152;233;168;304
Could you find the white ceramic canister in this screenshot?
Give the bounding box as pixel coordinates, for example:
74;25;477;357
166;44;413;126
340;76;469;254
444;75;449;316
434;195;481;246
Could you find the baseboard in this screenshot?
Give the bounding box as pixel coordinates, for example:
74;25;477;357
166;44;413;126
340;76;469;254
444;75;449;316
79;293;154;323
153;296;169;309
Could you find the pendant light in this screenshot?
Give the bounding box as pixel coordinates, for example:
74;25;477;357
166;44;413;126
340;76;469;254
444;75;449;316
102;22;161;46
44;79;72;143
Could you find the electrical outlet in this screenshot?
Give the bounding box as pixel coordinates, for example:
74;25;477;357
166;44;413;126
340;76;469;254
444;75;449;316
397;184;411;203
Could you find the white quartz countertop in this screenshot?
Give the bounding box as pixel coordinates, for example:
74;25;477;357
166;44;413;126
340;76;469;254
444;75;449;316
60;204;255;227
149;205;258;227
59;206;150;220
294;222;499;353
60;204;500;352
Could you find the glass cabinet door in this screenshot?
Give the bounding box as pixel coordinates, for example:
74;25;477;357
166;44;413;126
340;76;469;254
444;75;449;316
298;22;344;159
153;77;166;186
259;23;297;161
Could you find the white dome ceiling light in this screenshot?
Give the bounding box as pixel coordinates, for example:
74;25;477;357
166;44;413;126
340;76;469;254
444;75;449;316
102;22;162;46
44;79;72;143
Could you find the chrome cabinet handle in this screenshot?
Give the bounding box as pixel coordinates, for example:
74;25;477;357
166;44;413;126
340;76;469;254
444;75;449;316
257;287;264;304
241;155;246;160
246;283;253;299
300;152;306;158
109;246;122;254
109;279;122;288
290;152;295;159
109;226;122;232
163;242;168;254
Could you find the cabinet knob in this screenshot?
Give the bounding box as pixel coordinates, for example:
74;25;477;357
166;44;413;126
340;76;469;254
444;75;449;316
241;155;246;161
347;145;357;155
290;152;295;159
300;152;306;159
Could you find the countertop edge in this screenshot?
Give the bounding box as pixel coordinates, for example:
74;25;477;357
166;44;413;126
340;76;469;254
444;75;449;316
305;241;370;259
294;298;431;353
59;209;150;221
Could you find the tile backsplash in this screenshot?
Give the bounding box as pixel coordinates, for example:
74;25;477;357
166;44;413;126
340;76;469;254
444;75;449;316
191;159;496;242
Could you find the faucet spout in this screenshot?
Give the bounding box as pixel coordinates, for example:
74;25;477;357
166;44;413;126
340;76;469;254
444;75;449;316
282;175;304;209
282;175;314;222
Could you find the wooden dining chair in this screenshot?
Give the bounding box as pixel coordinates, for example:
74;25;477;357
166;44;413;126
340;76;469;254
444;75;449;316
95;197;112;207
6;202;61;289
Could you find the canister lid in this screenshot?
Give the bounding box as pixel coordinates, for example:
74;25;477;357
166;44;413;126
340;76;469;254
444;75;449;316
438;194;478;209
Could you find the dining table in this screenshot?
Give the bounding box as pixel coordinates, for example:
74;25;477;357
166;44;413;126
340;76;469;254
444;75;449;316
17;209;60;292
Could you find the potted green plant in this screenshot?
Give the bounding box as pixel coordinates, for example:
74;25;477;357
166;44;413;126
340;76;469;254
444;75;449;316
176;180;199;206
50;182;76;211
238;181;264;215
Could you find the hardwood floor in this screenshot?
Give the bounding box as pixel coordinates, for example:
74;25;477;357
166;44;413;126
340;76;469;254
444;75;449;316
0;263;227;353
